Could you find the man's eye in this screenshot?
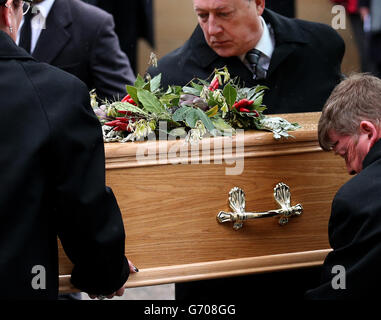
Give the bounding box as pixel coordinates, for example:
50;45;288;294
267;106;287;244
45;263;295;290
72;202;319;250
198;13;209;21
218;12;232;18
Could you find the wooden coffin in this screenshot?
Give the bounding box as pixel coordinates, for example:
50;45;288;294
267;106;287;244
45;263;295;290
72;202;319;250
59;112;350;292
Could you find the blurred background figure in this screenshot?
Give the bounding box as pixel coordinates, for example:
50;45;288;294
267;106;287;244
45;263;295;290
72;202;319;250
359;0;381;78
331;0;371;73
17;0;135;100
331;0;380;77
83;0;155;74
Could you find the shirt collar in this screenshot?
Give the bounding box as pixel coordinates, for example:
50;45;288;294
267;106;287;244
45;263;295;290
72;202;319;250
32;0;55;19
255;16;275;58
240;16;275;61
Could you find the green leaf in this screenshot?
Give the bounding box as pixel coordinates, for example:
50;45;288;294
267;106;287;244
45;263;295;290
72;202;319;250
160;93;180;106
190;82;204;94
205;105;219;117
171;86;183;95
172;106;192;121
185;108;199;128
256;105;267;112
212;118;235;136
143;81;151;91
195;108;215;132
134;75;146;89
150;74;162;92
222;83;237;107
168;127;187;137
137;89;165;114
255;85;269;93
253;95;263;107
182;86;201;96
126;85;138;103
112;102;149;116
207;91;219;107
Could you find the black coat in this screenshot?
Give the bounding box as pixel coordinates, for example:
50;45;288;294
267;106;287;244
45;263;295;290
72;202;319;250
305;139;381;299
31;0;135;100
148;9;345;114
0;31;129;300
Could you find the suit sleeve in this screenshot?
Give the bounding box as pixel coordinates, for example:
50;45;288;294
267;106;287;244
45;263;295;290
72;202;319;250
45;74;129;295
89;12;136;100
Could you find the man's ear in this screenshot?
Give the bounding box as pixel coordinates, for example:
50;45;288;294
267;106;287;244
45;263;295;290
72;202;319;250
359;120;380;147
1;4;11;29
254;0;265;15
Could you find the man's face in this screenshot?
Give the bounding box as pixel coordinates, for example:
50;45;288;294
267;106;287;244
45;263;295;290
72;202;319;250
193;0;265;57
329;129;373;175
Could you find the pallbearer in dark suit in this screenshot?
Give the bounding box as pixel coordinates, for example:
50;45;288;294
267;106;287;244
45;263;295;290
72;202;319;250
17;0;135;100
306;74;381;299
0;0;137;300
148;0;345;115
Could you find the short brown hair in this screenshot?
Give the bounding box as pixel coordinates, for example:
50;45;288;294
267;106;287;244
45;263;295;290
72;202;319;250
318;73;381;151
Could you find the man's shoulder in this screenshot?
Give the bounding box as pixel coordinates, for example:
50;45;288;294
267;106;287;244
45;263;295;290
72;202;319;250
288;17;345;59
296;18;343;43
63;0;113;22
265;9;343;46
21;59;88;97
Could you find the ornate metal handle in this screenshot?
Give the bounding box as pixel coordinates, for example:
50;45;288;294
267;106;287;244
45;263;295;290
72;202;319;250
217;183;303;230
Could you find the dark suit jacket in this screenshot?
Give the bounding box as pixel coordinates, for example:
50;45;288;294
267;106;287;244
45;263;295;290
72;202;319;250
148;9;345;114
305;139;381;299
32;0;135;100
94;0;155;73
0;31;128;299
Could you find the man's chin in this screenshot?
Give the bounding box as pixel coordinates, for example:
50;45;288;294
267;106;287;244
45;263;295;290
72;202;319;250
211;47;236;58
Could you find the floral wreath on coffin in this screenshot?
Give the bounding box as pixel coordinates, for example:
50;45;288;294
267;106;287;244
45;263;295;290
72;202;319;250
91;63;300;143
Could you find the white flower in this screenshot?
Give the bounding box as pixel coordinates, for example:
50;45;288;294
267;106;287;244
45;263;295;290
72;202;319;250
126;119;155;141
185;120;207;144
90;89;98;109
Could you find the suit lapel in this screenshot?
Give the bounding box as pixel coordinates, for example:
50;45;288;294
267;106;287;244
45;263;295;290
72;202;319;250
32;0;72;64
263;9;308;78
267;43;298;77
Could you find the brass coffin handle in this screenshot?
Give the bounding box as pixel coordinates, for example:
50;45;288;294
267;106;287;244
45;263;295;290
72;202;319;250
217;183;303;230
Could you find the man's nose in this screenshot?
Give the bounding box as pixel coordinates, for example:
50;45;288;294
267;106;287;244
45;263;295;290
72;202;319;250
208;16;223;35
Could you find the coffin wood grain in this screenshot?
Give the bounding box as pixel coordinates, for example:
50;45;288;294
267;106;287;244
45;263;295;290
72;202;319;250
58;112;349;292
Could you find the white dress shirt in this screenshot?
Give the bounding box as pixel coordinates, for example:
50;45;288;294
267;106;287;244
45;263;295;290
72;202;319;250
242;16;276;76
16;0;56;54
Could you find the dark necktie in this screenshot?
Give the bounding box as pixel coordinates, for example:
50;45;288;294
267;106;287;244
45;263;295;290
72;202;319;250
246;49;267;80
19;10;35;53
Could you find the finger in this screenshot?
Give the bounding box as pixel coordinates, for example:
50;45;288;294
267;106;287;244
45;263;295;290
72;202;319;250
128;259;139;273
116;287;125;297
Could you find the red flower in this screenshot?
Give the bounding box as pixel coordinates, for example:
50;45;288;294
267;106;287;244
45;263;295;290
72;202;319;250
208;78;219;91
121;94;137;106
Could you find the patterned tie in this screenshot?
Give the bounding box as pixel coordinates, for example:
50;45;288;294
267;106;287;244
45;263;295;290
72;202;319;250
245;49;267;80
19;9;34;53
